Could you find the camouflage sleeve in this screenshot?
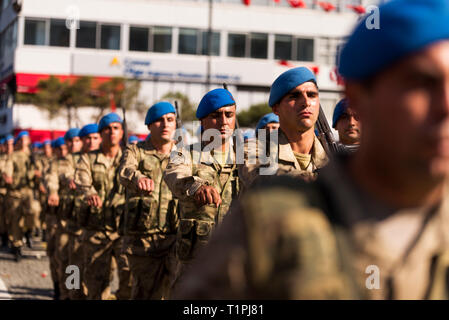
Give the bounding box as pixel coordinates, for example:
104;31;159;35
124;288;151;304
238;138;261;192
74;153;97;198
3;155;13;177
44;160;59;195
163;147;209;201
118;144;145;192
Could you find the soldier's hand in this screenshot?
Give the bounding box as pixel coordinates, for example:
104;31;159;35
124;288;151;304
137;177;154;194
3;175;12;185
194;185;222;208
34;170;42;178
87;194;103;208
69;180;77;190
48;194;59;207
39;184;47;194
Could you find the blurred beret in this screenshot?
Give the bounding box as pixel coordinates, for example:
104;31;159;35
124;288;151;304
64;128;81;140
332;99;349;128
196;88;236;119
5;134;13;142
79;124;99;138
43;139;52;145
145;102;176;125
269;67;317;107
32;142;43;149
99;112;123;132
0;138;5;145
339;0;449;81
15;131;29;144
128;135;139;143
54;137;66;148
256;113;280;130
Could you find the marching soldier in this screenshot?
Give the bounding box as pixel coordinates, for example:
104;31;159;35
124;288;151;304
4;131;37;261
74;113;132;300
163;88;240;269
255;112;279;133
239;67;328;190
79;123;102;152
119;102;179;299
173;0;449;299
36;139;54;240
332;98;361;146
0;135;13;247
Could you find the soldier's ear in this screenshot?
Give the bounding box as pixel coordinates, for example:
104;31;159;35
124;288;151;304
272;104;280;116
344;82;366;122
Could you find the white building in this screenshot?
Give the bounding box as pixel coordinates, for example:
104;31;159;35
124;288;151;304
0;0;372;137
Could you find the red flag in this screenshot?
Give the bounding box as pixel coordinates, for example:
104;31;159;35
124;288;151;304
110;93;116;112
242;0;250;5
288;0;306;8
347;4;366;14
278;60;295;67
318;2;336;12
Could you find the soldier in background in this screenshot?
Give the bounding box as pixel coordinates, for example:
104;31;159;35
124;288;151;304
75;113;132;300
36;139;54;241
0;136;13;248
164;88;240;272
173;0;449;300
332;98;361;146
239;67;328;190
4;131;36;261
255;112;279;134
79;123;102;153
119;102;179;299
128;135;139;145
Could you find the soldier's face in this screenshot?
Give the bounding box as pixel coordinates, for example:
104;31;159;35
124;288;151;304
347;40;449;181
100;122;123;147
265;122;280;132
56;145;68;158
83;133;102;152
201;105;236;142
148;113;176;143
273;81;320;134
70;137;83;153
43;144;52;157
335;107;361;145
18;136;30;150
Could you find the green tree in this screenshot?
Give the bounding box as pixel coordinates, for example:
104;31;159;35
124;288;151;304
237;102;271;127
161;91;196;122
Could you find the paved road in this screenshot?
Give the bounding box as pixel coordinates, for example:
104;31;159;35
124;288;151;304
0;235;118;300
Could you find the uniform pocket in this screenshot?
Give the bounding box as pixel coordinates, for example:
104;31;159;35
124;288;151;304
176;218;195;261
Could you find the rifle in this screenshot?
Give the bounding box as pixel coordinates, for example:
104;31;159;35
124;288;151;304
121;92;129;236
315;104;359;157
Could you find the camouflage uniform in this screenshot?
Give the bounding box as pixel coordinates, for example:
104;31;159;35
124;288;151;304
35;154;53;232
4;149;36;252
173;156;449;299
118;139;179;300
74;149;132;300
45;154;77;300
0;153;9;242
163;142;240;265
239;129;328;190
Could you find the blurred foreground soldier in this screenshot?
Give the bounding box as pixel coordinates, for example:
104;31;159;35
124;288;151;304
164;89;240;267
79;123;102;152
0;136;13;247
75;113;132;300
239;67;328;189
4;131;36;261
173;0;449;299
255;112;279;133
119;102;179;299
45;137;70;299
332;98;361;146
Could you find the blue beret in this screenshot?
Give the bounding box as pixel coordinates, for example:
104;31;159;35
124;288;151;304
196;88;236;119
54;137;66;148
99;112;123;131
332;99;349;128
51;140;57;148
5;134;13;142
0;138;5;145
145;102;176;125
269;67;317;107
64;128;81;140
256;113;280;130
15;131;29;144
79;123;99;138
43;139;51;145
128;135;139;143
339;0;449;81
35;142;43;149
243;130;255;141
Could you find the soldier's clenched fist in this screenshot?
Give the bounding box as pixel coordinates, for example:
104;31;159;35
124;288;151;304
194;185;222;208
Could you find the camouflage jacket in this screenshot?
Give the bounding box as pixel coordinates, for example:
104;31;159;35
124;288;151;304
239;129;328;190
0;153;9;194
74;148;124;233
173;156;449;299
164;141;240;261
4;149;36;196
118;139;178;236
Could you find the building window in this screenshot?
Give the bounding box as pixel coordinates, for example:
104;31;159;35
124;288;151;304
250;33;268;59
101;24;121;50
129;26;149;52
76;21;97;48
178;28;198;55
152;26;172;53
296;38;314;62
274;34;292;60
201;31;220;56
227;33;246;58
24;19;46;45
49;19;70;47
